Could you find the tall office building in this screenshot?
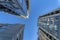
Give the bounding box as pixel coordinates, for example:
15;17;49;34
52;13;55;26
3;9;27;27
38;8;60;40
0;0;30;18
0;24;25;40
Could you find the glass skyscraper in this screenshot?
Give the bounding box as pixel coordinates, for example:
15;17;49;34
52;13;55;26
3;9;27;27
0;0;30;18
38;8;60;40
0;24;25;40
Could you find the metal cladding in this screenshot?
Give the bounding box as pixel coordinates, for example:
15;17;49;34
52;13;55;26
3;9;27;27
38;8;60;40
0;0;30;18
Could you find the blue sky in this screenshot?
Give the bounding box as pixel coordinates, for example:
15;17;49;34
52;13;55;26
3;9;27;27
0;0;60;40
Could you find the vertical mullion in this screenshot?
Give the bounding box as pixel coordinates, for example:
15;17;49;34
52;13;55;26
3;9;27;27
58;15;60;40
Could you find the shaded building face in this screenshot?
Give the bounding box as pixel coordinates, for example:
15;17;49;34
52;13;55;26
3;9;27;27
38;8;60;40
0;24;25;40
0;0;30;18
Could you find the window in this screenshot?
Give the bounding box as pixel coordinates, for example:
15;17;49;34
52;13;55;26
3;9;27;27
20;0;23;4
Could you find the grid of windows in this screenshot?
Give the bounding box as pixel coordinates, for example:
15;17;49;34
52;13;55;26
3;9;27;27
38;15;59;38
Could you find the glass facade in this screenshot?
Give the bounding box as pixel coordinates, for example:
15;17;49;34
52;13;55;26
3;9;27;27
0;0;30;18
38;15;60;39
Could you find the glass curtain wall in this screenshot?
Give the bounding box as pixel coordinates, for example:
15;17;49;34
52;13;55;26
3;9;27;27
38;15;59;38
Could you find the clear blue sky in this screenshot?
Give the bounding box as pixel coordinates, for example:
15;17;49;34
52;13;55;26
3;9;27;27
0;0;60;40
